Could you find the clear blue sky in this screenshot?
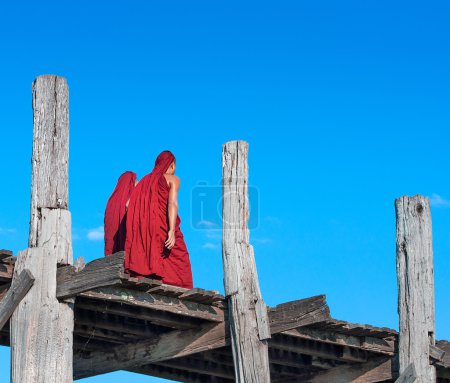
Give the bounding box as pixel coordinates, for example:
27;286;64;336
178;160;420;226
1;1;449;382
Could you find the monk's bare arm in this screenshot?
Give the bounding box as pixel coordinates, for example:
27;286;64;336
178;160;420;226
165;175;180;250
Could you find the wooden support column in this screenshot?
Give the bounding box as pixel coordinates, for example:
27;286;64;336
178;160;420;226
11;75;74;383
396;195;436;383
222;140;271;382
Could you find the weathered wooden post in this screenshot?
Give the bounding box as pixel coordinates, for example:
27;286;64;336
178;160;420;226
395;195;435;383
222;140;271;382
11;75;73;383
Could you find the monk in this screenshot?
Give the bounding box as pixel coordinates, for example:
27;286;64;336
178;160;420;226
124;151;193;289
104;171;137;256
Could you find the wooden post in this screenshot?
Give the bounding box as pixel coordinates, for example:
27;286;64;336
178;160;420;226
11;75;74;383
396;195;436;383
222;140;271;382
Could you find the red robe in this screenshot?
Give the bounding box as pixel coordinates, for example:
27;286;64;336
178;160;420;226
124;151;193;289
104;171;137;256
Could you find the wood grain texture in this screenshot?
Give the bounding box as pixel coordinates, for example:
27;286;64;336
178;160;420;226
430;344;446;363
396;195;436;383
11;248;74;383
37;208;72;264
56;251;124;299
11;75;73;383
281;327;395;355
268;295;330;335
222;140;271;382
30;75;69;247
0;269;34;330
435;340;450;368
78;286;225;322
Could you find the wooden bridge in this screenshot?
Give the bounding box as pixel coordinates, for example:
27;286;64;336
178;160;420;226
0;250;447;382
0;75;449;382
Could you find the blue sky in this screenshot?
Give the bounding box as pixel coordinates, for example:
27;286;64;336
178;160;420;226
1;1;449;381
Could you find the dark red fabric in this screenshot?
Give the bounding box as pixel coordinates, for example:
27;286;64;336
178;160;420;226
124;151;193;288
104;171;137;256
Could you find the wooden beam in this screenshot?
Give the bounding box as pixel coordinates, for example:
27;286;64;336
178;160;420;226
305;357;395;383
269;334;369;363
0;269;34;330
133;353;314;382
0;249;13;261
222;140;271;382
78;286;225;322
75;308;160;338
73;294;329;379
395;363;417;383
282;327;395;355
435;340;450;369
396;195;436;383
153;355;235;380
269;295;329;334
75;298;203;329
429;344;446;364
11;75;73;383
128;363;234;383
198;348;316;370
74;322;227;379
56;251;125;299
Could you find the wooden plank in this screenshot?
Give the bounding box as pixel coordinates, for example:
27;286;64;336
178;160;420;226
56;251;125;299
0;269;34;330
269;295;330;334
222;140;271;382
147;284;188;297
396;195;436;383
0;249;13;261
282;327;395;355
179;288;223;304
270;334;368;363
435;340;450;368
11;75;73;383
120;275;162;291
78;286;225;322
429;344;446;363
395;363;417;383
75;298;202;330
310;319;397;339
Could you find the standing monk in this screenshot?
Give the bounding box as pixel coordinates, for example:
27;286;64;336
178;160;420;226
104;171;137;256
125;151;193;289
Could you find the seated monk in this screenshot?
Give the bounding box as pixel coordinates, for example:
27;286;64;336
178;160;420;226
104;171;137;256
124;151;193;289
